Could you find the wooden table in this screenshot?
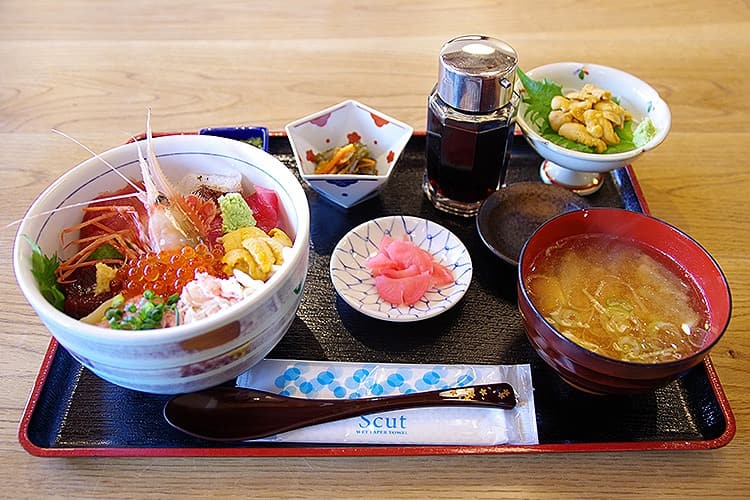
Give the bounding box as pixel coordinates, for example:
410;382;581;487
1;0;748;497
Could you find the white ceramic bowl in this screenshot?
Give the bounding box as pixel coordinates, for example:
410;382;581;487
13;134;310;394
285;100;413;208
515;62;671;193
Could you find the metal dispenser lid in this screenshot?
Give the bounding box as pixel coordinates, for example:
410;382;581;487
437;35;518;113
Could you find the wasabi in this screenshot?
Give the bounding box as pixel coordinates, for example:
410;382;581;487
218;192;256;233
633;118;657;147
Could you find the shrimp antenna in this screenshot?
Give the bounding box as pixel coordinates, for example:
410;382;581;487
2;129;148;232
3;192;142;230
51;128;145;195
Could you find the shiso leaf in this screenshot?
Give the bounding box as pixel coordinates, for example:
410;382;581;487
87;243;123;261
516;68;640;154
516;68;562;135
23;235;65;311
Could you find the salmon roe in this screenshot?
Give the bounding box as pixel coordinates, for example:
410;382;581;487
117;243;226;298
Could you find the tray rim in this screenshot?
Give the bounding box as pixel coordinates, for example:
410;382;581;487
17;132;737;457
17;339;737;457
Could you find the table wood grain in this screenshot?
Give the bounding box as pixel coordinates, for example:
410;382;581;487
1;0;748;497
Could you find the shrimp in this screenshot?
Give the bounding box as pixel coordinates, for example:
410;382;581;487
52;110;217;282
133;109;211;253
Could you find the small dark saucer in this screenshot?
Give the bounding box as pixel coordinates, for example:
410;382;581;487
476;182;590;266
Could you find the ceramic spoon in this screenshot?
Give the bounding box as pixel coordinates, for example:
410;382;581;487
164;382;517;441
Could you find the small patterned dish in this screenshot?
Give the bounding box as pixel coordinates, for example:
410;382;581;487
285;100;413;208
330;215;472;322
515;62;671;194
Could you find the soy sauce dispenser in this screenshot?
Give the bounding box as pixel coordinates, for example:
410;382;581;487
423;35;520;217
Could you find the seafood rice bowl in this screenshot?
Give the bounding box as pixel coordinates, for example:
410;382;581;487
13;125;310;394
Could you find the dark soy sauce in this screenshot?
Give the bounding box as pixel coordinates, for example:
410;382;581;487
425;112;515;203
423;35;520;216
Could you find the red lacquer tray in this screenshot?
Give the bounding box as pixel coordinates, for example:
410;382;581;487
18;132;735;457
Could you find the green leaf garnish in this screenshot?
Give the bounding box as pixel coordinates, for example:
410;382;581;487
516;68;639;154
242;137;264;148
87;244;124;261
517;68;562;135
23;235;65;311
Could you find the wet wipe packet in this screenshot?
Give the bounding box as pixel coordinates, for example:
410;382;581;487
235;359;538;446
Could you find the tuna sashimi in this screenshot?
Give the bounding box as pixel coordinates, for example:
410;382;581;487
79;184;147;242
243;185;279;233
365;235;454;305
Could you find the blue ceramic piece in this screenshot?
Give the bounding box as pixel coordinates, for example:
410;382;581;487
199;126;269;152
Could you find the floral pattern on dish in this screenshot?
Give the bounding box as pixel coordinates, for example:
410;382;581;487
330;215;472;322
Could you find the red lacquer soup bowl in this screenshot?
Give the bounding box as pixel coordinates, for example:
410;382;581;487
517;208;731;394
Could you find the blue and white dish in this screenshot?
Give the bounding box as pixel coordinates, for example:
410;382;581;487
285;100;413;208
330;216;472;322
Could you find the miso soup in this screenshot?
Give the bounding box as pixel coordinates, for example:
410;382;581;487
525;234;710;363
